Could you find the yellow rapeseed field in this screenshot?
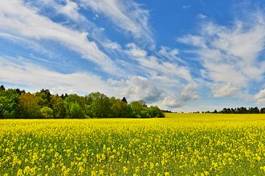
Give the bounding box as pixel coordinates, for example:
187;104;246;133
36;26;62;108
1;113;265;175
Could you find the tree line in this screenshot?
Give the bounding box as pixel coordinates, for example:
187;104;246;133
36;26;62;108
211;107;265;114
0;85;164;119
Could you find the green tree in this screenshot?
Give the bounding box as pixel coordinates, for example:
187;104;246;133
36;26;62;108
129;101;145;118
85;92;111;118
69;103;84;118
40;106;54;118
110;98;128;117
147;106;165;118
64;94;85;118
0;89;19;118
0;85;5;91
35;89;52;107
51;96;66;118
121;97;127;104
18;93;41;118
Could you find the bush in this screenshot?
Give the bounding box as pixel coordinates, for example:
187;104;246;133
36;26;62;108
40;107;54;118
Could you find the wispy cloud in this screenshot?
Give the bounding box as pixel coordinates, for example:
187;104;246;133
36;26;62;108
0;57;109;95
0;0;120;75
80;0;154;47
178;12;265;98
40;0;83;22
255;89;265;104
122;43;198;109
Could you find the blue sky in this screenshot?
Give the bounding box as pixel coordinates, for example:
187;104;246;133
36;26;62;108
1;0;265;111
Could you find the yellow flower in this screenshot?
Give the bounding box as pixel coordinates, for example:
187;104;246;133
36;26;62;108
164;172;170;176
16;169;23;176
23;166;31;175
123;166;128;174
256;156;261;161
91;170;97;176
260;166;265;172
150;162;154;170
99;169;104;175
78;165;85;173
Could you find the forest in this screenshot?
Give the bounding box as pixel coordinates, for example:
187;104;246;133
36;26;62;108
0;85;164;119
212;107;265;114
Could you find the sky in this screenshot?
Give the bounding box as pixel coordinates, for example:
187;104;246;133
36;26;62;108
1;0;265;111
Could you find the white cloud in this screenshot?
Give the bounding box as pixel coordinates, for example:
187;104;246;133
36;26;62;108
120;43;198;109
59;0;81;21
110;76;196;110
80;0;154;46
255;89;265;104
0;0;120;75
211;83;241;97
178;13;265;97
197;13;207;19
126;43;147;58
161;96;182;108
121;76;163;103
41;0;82;22
126;43;193;82
159;47;179;59
181;82;199;100
138;56;192;82
0;57;109;95
157;46;190;66
158;82;199;109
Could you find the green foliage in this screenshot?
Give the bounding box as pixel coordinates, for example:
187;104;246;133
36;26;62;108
40;106;54;118
64;94;85;118
69;103;84;118
148;106;165;118
35;89;52;107
50;96;66;118
129;101;146;118
85;92;111;118
213;107;263;114
18;93;41;118
110;98;128;117
0;89;19;118
0;85;164;119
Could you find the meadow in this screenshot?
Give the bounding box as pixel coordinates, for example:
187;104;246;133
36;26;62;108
1;114;265;175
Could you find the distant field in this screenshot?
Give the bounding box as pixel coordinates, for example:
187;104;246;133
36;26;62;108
1;114;265;175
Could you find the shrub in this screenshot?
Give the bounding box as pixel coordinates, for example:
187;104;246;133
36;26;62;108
40;107;54;118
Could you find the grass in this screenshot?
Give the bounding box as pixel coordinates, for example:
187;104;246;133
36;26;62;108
1;113;265;175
